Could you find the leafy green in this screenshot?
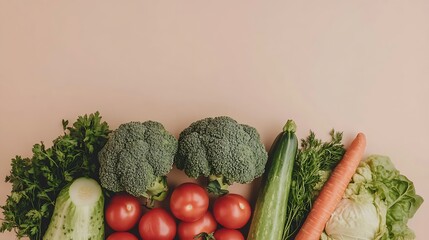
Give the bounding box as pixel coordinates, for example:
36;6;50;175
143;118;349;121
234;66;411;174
322;155;423;240
283;130;345;240
0;112;110;240
366;155;423;239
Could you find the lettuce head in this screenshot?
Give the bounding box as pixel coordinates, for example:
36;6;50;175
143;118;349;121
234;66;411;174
322;155;423;240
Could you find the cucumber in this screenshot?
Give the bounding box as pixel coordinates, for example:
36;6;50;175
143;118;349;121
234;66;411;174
43;177;104;240
247;120;298;240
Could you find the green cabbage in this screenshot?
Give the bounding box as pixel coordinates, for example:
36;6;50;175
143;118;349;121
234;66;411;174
324;198;386;240
322;155;423;240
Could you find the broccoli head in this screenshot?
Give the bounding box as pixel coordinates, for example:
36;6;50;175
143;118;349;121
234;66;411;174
98;121;177;204
175;116;268;195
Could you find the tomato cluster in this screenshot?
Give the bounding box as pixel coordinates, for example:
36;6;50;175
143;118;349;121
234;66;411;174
105;183;251;240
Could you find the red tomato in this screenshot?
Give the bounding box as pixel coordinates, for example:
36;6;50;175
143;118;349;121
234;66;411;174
105;193;142;231
107;232;139;240
178;211;217;240
138;208;176;240
213;194;251;229
170;182;209;222
214;228;245;240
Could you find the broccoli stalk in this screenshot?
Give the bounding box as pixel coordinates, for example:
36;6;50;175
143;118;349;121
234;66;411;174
143;176;168;206
175;116;268;195
98;121;177;206
207;175;231;196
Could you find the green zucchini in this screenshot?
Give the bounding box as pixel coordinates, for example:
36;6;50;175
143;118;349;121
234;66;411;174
247;120;298;240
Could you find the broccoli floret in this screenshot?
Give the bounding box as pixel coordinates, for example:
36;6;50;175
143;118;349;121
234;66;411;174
98;121;177;205
175;116;268;195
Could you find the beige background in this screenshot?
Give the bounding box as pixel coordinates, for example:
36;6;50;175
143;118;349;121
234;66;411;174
1;1;428;239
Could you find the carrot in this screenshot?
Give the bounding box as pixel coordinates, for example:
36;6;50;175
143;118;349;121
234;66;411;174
294;132;366;240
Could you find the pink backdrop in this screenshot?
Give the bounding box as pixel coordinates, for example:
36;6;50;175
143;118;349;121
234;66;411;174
1;1;428;239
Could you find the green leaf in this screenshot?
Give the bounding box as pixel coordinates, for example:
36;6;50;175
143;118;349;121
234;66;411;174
36;191;53;203
10;192;22;203
62;119;69;130
63;171;73;182
26;209;42;221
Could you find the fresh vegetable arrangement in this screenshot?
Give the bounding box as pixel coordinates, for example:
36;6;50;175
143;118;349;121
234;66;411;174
0;113;423;240
0;112;110;240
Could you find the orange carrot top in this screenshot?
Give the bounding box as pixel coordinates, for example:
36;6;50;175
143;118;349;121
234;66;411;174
294;133;366;240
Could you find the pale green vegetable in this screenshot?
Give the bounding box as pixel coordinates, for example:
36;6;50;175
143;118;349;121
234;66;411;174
322;155;423;240
324;198;387;240
43;177;104;240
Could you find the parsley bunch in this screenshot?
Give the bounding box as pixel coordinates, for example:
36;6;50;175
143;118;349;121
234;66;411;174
283;130;346;240
0;112;110;240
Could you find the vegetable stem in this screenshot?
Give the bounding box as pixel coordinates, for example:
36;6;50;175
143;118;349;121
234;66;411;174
283;120;296;133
